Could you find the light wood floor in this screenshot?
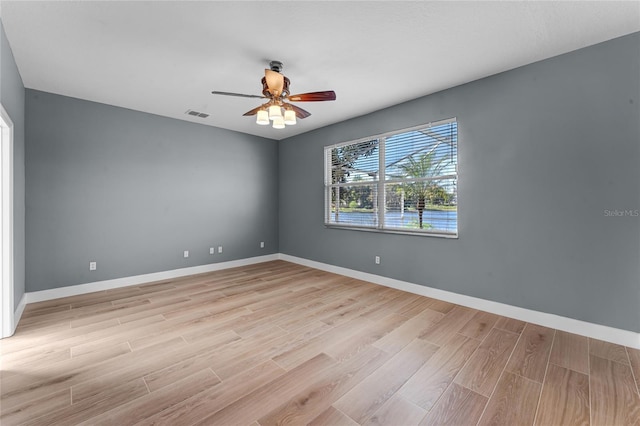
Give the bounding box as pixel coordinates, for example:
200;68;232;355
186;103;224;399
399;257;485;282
1;261;639;425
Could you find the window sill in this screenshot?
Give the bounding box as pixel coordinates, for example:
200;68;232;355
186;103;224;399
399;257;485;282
324;224;458;239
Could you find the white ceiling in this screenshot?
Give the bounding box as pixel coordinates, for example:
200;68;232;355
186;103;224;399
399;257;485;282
1;1;639;141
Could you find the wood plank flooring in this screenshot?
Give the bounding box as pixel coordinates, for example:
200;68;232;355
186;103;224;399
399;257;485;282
1;260;639;425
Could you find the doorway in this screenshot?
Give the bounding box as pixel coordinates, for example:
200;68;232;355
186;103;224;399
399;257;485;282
0;104;14;338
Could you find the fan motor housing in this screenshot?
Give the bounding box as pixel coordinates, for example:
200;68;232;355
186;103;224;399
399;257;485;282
261;75;290;98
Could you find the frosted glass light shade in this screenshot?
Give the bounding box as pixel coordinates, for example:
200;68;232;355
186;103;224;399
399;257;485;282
268;105;282;120
272;116;285;129
256;109;269;125
283;109;297;125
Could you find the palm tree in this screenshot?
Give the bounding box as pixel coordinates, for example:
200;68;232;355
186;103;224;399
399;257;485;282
398;152;449;229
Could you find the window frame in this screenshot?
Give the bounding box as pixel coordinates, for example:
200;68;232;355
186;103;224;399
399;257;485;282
324;117;458;238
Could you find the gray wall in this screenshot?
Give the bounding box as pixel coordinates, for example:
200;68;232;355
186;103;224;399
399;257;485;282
25;90;278;292
0;20;26;310
279;32;640;333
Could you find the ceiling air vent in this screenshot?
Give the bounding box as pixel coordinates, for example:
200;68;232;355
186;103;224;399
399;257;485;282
185;109;210;119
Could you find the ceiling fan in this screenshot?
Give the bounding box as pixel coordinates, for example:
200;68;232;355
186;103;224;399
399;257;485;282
212;60;336;129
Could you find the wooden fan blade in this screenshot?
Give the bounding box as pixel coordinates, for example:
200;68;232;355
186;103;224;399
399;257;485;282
242;103;269;116
265;69;284;95
284;103;311;119
212;91;266;99
287;91;336;102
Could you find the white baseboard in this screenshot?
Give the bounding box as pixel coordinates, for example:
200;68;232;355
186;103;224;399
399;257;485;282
13;293;26;333
20;252;640;349
2;293;27;338
25;254;279;304
279;254;640;349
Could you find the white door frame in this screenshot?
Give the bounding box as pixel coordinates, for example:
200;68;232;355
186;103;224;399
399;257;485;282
1;104;15;338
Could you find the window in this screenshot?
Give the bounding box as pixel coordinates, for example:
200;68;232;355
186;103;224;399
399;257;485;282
325;118;458;237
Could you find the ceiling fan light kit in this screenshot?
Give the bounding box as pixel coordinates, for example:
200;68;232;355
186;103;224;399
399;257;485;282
283;109;297;125
268;104;283;120
256;109;270;125
272;116;286;129
212;60;336;130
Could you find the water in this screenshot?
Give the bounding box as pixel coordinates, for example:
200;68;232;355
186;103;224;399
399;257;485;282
329;210;457;232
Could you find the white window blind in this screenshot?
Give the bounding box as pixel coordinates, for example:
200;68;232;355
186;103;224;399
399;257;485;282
325;118;458;237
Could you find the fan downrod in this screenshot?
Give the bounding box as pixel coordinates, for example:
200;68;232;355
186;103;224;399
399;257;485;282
269;60;284;73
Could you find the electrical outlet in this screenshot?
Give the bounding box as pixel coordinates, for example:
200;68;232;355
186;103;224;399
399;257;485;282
260;241;265;248
375;256;380;265
218;246;223;254
209;247;215;255
89;261;97;271
184;250;189;258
